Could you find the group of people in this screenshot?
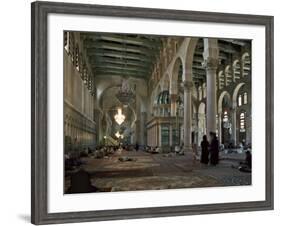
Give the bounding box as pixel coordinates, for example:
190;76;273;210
200;132;219;166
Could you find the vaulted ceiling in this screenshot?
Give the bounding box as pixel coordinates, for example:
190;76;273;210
81;32;163;80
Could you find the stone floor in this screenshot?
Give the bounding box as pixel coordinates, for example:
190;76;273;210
65;149;251;193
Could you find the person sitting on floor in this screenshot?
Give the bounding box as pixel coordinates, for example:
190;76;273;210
238;151;252;173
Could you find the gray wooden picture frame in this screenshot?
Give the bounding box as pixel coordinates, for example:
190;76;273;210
31;1;274;225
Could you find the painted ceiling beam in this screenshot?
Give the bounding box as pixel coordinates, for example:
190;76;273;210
87;50;153;62
90;57;151;68
220;39;249;46
93;65;148;73
84;41;160;54
82;33;162;48
93;69;148;77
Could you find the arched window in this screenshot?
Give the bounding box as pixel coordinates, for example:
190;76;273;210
243;92;248;104
82;66;88;84
225;66;232;86
238;94;242;106
198;86;202;101
223;111;228;122
242;53;251;78
75;45;79;71
233;60;241;82
218;71;225;90
69;33;75;62
240;112;246;132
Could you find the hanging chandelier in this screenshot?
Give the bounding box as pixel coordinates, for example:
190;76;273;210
116;80;135;106
114;108;125;125
115;131;124;139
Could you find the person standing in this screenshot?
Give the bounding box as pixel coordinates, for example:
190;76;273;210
200;135;209;164
135;142;139;151
209;132;219;165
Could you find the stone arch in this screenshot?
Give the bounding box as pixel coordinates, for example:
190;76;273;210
218;91;232;113
153;84;161;104
183;38;199;82
242;52;250;77
242;52;250;60
225;65;232;87
232;83;245;108
170;57;183;94
198;101;206;114
129;105;137;128
161;73;170;91
232;59;241;82
197;102;206;143
218;70;225;90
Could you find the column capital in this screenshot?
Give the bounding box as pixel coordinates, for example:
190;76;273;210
202;57;219;70
181;80;193;91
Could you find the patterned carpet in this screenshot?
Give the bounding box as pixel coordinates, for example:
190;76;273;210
65;149;251;193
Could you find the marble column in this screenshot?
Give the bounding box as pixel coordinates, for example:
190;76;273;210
135;120;140;144
203;38;219;138
246;112;252;145
194;112;199;146
140;112;147;146
232;108;237;146
158;124;162;147
94;109;101;144
182;80;193;152
170;94;178;117
169;124;173;147
218;112;222;144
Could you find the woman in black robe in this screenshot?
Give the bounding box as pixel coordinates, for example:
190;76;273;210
209;132;219;165
200;135;209;164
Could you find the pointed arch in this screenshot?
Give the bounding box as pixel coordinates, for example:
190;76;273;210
183;38;199;82
218;91;232;113
232;83;245;108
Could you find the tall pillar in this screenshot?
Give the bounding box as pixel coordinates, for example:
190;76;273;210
170;94;177;117
94;109;101;144
182;80;193;152
232;108;237;146
246;112;252;145
194;112;199;146
140;112;147;146
158;124;162;147
218;112;222;144
135;120;140;144
203;38;219;138
169;124;173;147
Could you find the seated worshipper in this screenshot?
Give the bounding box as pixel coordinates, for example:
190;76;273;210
238;151;252;173
154;146;161;153
231;150;252;173
67;167;99;193
175;145;181;153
